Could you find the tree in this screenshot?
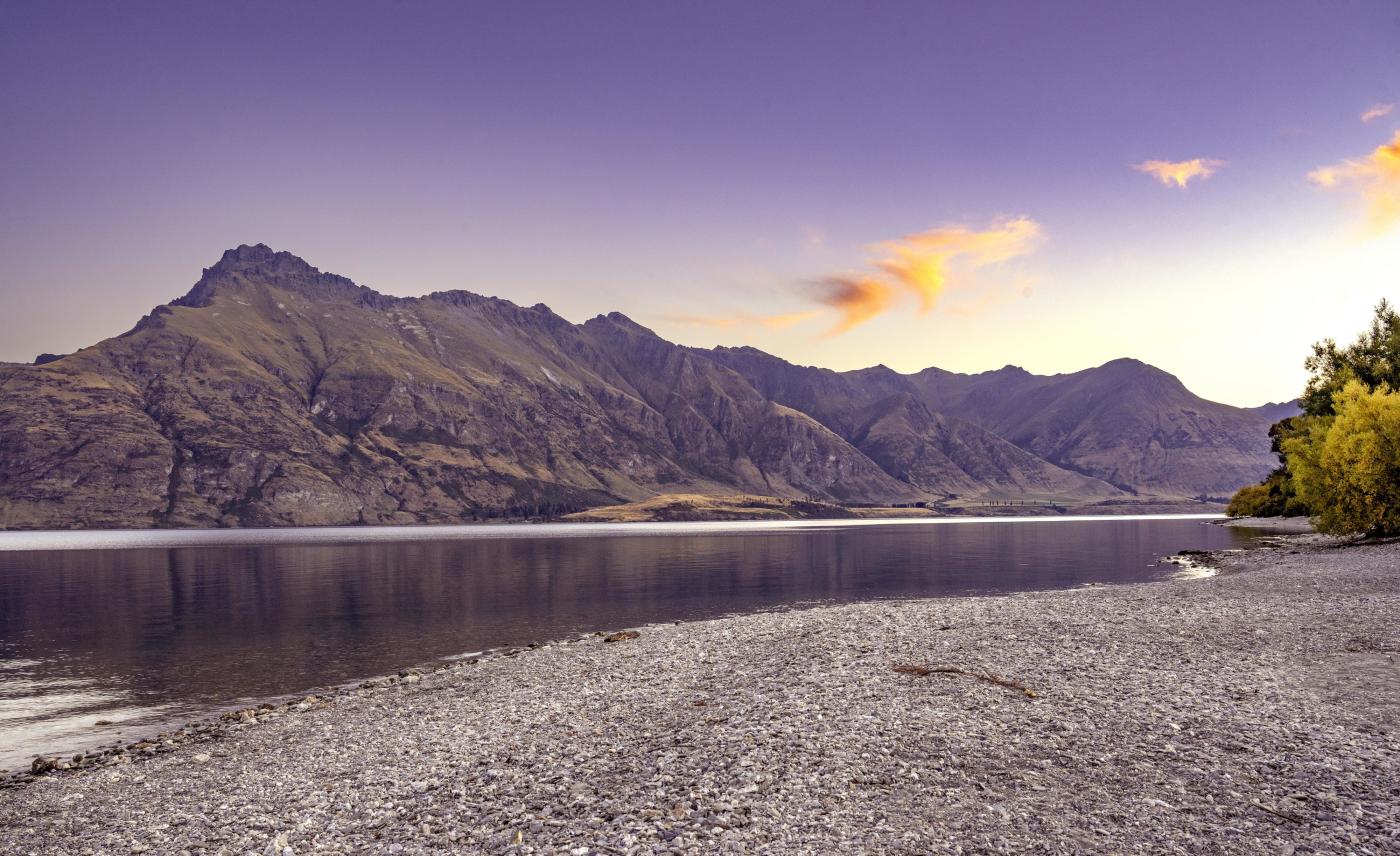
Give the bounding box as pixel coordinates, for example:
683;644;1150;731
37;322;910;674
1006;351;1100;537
1300;298;1400;417
1229;299;1399;524
1283;381;1400;537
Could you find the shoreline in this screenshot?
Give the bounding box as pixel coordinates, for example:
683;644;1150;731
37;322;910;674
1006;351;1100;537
0;511;1226;553
0;496;1229;534
1217;515;1316;534
3;535;1396;853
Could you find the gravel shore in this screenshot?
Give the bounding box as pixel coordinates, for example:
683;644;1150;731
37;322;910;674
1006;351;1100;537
2;536;1397;854
1218;516;1316;534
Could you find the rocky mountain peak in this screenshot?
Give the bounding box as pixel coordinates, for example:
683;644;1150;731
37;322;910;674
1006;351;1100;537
1093;357;1189;394
585;312;660;338
176;244;364;308
211;243;302;271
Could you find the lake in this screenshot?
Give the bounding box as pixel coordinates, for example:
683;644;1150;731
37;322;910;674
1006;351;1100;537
0;515;1255;768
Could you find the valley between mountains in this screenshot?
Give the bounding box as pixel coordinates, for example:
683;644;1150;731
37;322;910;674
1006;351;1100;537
0;245;1292;529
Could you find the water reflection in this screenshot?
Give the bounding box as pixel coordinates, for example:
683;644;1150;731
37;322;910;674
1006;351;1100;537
0;516;1251;766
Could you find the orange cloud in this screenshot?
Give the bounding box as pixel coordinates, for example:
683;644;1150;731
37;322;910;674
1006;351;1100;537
1133;158;1225;188
874;218;1043;311
1309;130;1400;233
659;217;1045;337
811;275;895;336
1362;103;1395;123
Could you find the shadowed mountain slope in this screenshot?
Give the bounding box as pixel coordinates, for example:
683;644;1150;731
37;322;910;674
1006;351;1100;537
0;246;914;529
0;246;1282;528
705;348;1124;502
906;360;1295;496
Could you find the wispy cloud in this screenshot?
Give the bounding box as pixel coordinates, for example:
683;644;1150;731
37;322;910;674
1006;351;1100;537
810;275;895;335
1309;130;1400;233
1362;102;1395;123
872;218;1042;312
1133;158;1225;188
659;217;1044;337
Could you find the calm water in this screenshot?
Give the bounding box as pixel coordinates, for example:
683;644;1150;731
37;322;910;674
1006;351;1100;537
0;515;1254;768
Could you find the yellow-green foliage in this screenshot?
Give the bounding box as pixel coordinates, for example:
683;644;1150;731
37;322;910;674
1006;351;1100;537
1284;381;1400;536
1229;300;1398;526
1226;483;1273;517
1225;465;1307;518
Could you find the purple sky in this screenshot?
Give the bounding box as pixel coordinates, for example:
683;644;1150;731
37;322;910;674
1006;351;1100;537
3;0;1398;405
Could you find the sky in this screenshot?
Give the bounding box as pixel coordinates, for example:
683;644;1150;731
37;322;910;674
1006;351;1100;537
2;0;1398;406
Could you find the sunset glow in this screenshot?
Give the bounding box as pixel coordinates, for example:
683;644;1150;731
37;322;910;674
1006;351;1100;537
875;218;1044;312
1310;131;1400;234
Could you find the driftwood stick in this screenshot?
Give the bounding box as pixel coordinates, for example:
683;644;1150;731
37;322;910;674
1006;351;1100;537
1248;800;1306;825
892;663;1039;698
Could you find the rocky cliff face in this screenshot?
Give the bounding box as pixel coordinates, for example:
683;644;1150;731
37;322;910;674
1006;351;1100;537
706;348;1125;502
0;245;1286;528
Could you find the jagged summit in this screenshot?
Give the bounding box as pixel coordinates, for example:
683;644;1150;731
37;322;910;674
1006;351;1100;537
209;243;301;271
971;364;1029;377
203;244;340;283
176;244;367;308
584;311;659;337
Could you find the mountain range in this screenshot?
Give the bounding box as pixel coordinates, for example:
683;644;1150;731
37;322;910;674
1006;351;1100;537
0;245;1293;529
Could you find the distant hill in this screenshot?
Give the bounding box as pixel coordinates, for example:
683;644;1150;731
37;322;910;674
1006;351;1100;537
905;361;1297;497
1248;400;1304;424
0;245;1284;529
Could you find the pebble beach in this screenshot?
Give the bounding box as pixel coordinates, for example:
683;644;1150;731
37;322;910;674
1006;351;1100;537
2;533;1397;854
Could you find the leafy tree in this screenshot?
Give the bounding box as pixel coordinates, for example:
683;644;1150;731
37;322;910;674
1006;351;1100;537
1229;299;1398;526
1300;298;1400;417
1283;381;1400;537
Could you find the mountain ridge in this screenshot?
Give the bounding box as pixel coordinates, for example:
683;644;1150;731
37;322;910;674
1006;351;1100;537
0;245;1291;529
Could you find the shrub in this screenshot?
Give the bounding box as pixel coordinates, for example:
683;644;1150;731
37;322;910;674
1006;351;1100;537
1225;466;1309;518
1226;483;1273;517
